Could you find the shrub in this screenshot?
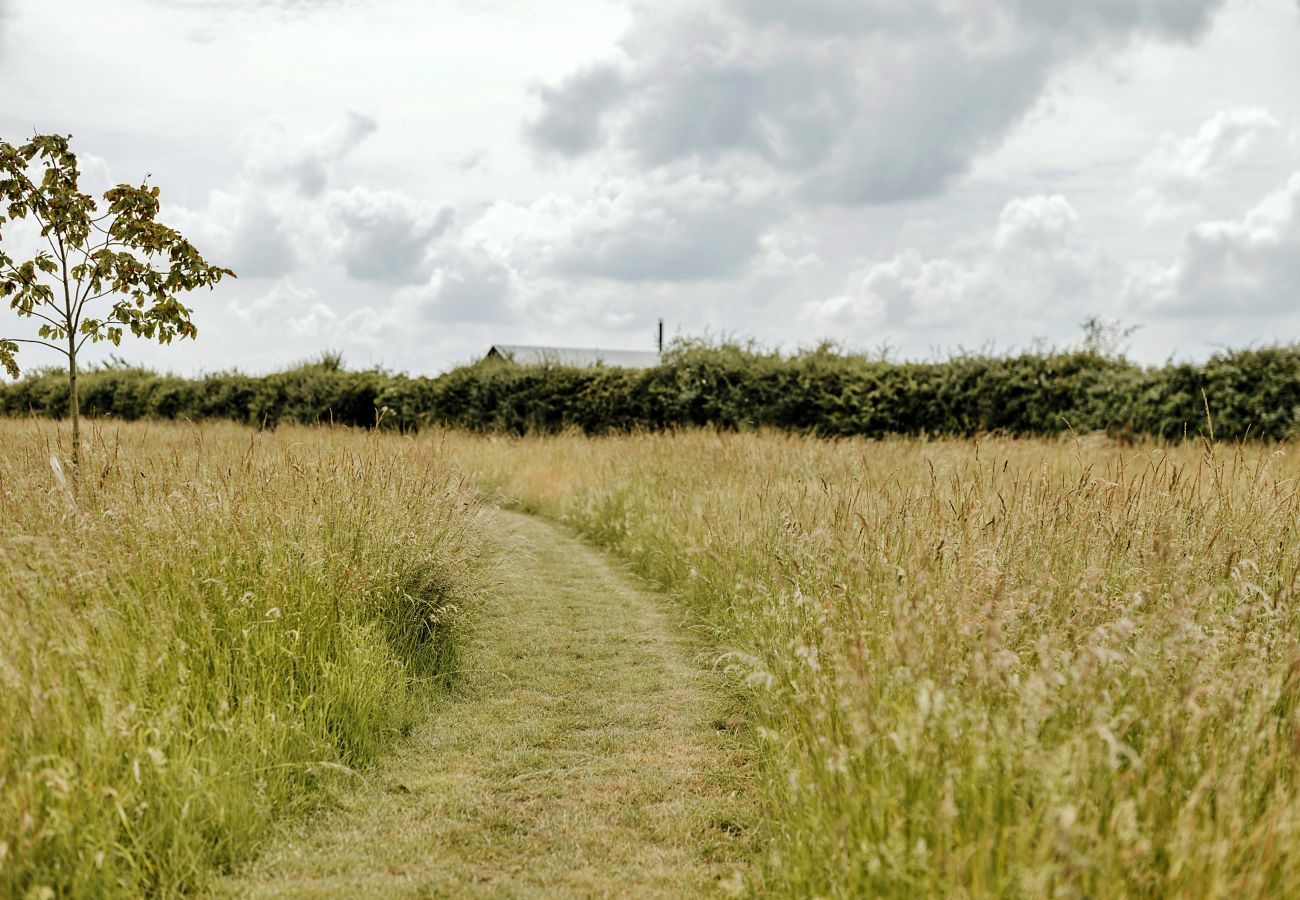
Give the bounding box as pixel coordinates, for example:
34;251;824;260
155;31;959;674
7;343;1300;440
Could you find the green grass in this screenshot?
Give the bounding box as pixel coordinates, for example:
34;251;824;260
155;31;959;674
0;420;489;896
13;419;1300;896
217;510;756;897
447;429;1300;897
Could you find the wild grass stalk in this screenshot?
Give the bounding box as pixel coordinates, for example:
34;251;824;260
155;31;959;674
448;429;1300;897
0;420;488;896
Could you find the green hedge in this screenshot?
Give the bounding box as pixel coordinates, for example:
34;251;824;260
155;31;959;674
4;344;1300;440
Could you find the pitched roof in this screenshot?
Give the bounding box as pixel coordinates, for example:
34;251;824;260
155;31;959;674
485;345;662;369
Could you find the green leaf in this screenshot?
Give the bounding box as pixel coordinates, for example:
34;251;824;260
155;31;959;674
1;132;234;376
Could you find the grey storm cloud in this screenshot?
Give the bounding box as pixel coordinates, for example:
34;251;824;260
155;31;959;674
1009;0;1225;37
527;65;628;156
528;0;1228;205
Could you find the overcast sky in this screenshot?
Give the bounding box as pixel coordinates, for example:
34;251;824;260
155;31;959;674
2;0;1299;374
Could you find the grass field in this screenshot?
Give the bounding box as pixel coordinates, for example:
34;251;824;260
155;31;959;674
0;421;488;896
447;430;1300;897
8;420;1300;897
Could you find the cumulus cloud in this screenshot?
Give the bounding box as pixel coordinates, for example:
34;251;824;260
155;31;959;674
0;0;11;68
1009;0;1223;37
1138;109;1285;217
547;176;780;281
230;279;326;335
805;195;1108;333
328;187;454;284
469;174;782;283
528;0;1227;204
402;247;516;324
167;0;353;13
246;111;377;197
1126;171;1300;315
169;186;299;279
526;64;627;156
174;114;457;288
226;198;299;278
154;111;475;374
810;168;1300;345
225;278;364;349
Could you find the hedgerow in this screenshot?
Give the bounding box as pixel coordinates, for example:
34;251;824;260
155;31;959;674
4;342;1300;440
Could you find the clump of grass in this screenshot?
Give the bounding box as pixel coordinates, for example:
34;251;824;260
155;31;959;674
449;430;1300;896
0;420;488;896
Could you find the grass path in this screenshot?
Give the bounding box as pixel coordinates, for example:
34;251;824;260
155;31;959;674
215;510;756;898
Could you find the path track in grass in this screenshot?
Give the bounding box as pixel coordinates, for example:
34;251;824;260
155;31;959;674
215;510;756;898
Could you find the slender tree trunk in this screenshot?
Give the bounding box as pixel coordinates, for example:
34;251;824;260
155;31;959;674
67;335;80;474
60;242;80;476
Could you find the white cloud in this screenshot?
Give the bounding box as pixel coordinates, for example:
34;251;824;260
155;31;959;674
548;176;781;282
805;195;1109;339
290;303;341;339
172;115;458;289
229;278;316;325
5;0;1300;375
807;165;1300;354
328;187;454;284
219;195;300;279
243;111;377;197
1126;171;1300;315
170;115;378;276
1137;108;1285;218
469;173;782;283
394;245;518;325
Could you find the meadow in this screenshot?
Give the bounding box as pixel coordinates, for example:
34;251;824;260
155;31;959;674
447;429;1300;897
0;420;488;896
7;417;1300;897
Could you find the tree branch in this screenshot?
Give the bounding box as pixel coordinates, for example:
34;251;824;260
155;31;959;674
0;265;61;320
74;229;123;308
1;337;69;357
22;191;62;261
18;308;66;330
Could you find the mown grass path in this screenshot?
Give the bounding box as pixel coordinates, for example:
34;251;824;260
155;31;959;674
215;510;756;898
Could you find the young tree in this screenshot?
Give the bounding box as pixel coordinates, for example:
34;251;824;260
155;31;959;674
0;134;233;469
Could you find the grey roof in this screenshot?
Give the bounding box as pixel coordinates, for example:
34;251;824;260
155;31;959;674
485;344;662;369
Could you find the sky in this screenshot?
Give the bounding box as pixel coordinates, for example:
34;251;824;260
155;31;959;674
1;0;1299;375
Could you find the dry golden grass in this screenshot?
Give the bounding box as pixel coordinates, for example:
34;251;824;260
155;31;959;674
447;429;1300;897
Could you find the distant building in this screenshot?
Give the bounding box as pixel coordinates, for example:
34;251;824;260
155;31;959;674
483;344;662;370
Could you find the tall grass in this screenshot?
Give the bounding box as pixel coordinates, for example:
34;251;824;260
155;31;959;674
448;430;1300;897
0;420;488;896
